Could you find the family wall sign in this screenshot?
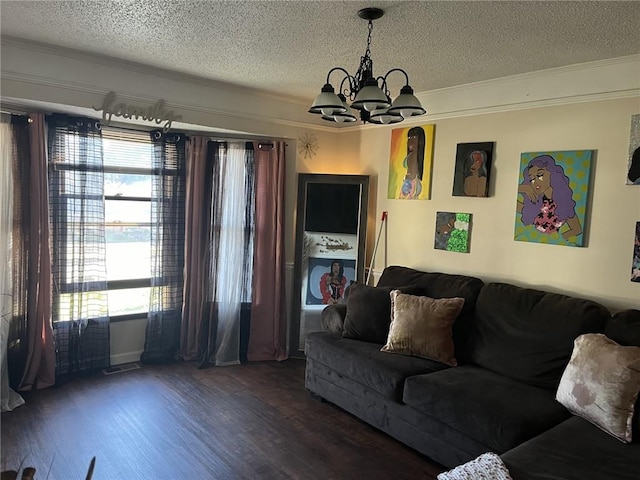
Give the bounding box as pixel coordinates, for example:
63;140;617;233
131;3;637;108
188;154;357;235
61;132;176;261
92;91;182;132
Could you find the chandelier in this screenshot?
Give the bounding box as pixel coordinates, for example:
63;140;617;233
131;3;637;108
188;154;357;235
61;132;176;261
308;7;426;125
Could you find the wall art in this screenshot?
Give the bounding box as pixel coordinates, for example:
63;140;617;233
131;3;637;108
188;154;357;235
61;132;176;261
632;221;640;283
514;150;593;247
305;257;356;305
627;114;640;185
452;142;494;197
434;212;472;253
387;124;435;200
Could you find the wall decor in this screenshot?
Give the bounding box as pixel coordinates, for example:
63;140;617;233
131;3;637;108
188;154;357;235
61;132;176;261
298;132;319;159
514;150;593;247
626;114;640;185
92;91;182;132
387;124;435;200
632;221;640;283
305;257;356;305
434;212;472;252
452;142;494;197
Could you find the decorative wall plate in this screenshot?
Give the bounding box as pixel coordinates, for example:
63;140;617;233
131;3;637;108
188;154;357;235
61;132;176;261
298;132;318;159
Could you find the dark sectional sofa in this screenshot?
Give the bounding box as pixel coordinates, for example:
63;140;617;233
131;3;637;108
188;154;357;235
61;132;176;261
304;265;640;479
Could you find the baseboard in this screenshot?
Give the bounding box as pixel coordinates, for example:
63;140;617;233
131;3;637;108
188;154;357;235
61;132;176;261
110;351;142;366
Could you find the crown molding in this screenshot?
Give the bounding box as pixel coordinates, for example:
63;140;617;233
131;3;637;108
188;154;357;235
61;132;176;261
2;36;638;134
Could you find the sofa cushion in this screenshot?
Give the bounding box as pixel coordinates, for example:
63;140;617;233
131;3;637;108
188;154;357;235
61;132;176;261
403;365;570;453
556;333;640;443
605;309;640;347
468;282;609;389
381;291;465;366
305;331;450;401
502;416;640;480
377;266;484;363
342;282;420;344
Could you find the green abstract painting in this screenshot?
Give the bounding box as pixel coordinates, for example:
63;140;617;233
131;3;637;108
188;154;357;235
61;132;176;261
435;212;472;253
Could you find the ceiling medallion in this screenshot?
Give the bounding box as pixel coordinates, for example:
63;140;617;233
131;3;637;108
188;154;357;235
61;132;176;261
308;7;426;125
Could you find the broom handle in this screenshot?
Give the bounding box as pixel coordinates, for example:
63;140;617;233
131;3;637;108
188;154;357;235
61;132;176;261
366;211;388;285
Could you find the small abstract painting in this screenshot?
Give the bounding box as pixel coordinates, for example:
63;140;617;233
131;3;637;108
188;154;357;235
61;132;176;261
452;142;494;197
306;257;356;305
627;114;640;185
632;221;640;283
514;150;593;247
434;212;472;253
387;124;435;200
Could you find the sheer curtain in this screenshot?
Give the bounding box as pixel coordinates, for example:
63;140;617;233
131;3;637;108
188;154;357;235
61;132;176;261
141;131;186;364
48;114;110;379
209;142;254;366
0;117;25;411
182;140;255;367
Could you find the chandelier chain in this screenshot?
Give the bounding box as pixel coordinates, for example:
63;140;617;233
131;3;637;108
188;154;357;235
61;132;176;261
366;19;373;59
308;7;426;124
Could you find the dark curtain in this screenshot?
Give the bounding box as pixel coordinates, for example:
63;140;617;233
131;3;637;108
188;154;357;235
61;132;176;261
180;137;212;361
247;141;287;361
140;130;186;364
48;114;110;380
7;115;30;389
9;114;55;390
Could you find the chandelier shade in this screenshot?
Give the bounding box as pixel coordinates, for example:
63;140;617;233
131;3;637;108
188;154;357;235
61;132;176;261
351;78;391;112
308;84;347;116
368;107;404;125
321;94;358;122
388;85;427;118
308;7;426;125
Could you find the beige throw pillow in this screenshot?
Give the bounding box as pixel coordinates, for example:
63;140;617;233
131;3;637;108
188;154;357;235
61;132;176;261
381;291;464;366
556;333;640;443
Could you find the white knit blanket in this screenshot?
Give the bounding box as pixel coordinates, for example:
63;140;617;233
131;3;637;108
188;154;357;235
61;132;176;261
437;452;513;480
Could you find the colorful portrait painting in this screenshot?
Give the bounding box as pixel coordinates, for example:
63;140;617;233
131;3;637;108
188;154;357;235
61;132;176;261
452;142;494;197
434;212;472;253
387;124;435;200
305;257;356;305
627;114;640;185
632;221;640;283
514;150;593;247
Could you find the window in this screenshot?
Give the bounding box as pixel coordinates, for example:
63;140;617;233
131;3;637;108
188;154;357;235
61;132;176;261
102;128;154;320
50;125;158;323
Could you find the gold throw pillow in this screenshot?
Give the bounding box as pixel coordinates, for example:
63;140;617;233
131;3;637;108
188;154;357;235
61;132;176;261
381;290;464;366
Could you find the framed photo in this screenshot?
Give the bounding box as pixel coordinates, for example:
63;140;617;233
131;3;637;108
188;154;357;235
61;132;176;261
305;257;356;305
514;150;593;247
452;142;494;197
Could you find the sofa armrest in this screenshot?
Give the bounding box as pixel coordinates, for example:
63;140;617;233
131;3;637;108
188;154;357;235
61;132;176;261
321;304;347;334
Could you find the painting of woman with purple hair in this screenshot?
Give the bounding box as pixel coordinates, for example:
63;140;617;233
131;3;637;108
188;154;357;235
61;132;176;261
515;151;593;247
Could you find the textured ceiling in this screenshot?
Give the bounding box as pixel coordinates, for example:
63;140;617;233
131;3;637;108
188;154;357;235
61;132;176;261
1;0;639;103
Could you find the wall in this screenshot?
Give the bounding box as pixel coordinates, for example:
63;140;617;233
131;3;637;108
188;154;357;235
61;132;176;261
2;39;638;363
356;98;640;312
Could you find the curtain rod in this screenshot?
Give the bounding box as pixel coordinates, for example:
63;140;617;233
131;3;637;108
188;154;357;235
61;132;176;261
0;107;289;146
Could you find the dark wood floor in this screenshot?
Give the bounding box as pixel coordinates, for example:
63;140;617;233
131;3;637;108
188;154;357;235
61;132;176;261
1;359;445;480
